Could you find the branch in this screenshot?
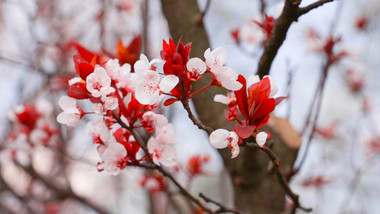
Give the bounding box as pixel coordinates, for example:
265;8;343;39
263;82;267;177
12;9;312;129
13;161;108;214
298;0;335;16
199;193;244;214
256;0;336;77
181;100;213;135
115;116;214;213
244;142;311;213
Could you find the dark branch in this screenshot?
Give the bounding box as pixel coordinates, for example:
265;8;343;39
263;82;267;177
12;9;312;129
199;193;244;214
256;0;336;77
298;0;335;16
181;100;214;135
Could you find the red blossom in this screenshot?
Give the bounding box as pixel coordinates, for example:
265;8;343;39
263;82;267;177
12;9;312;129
253;15;275;43
187;155;210;178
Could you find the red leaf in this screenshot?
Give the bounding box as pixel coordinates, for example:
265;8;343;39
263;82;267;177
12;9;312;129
235;124;256;139
275;96;287;106
78;63;94;80
164;98;178;106
67;83;90;99
235;75;249;119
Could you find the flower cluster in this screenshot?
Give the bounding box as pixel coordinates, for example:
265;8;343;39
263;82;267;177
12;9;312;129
58;41;178;175
209;75;284;157
8;100;59;147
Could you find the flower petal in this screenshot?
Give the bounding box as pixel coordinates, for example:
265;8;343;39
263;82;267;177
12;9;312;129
209;129;229;149
159;75;179;93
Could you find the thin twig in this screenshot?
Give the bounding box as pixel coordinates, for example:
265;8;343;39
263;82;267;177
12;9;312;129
181;100;213;135
298;0;336;16
199;193;244;214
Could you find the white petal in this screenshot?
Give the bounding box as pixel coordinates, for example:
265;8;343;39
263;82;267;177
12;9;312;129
247;75;260;87
58;96;76;110
256;132;268;147
228;131;239;147
57;112;68;124
231;144;240;158
135;85;160;105
187;58;207;74
159;75;179;93
209;129;229;149
264;76;278;97
223;80;243;91
214;94;229;104
134;54;150;73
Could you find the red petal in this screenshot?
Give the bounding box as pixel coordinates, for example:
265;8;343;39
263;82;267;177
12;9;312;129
235;124;256;139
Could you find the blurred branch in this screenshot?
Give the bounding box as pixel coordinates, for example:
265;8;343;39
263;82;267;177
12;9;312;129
199;193;244;214
181;99;213;135
13;161;108;214
200;0;212;21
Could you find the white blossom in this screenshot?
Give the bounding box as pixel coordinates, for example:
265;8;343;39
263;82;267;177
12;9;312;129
56;96;81;127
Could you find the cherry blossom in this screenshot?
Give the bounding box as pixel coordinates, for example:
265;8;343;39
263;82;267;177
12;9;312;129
204;47;227;70
86;119;111;144
56;96;83;127
135;68;179;105
211;66;242;91
98;140;128;176
186;57;207;81
141;112;169;133
86;66;115;98
134;54;164;73
147;135;177;167
209;129;240;158
204;47;242;91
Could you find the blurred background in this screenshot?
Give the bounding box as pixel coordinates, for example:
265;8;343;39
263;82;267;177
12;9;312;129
0;0;379;213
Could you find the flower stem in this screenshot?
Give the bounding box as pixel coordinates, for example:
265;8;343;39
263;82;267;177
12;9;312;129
190;82;213;97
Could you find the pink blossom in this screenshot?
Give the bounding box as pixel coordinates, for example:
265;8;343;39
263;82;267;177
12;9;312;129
204;47;227;70
86;119;110;144
134;55;179;105
186;57;207;80
86;66;115;98
99;141;127;176
141;112;169;133
101;94;119;111
147;135;177;167
56;96;82;127
212;66;242;91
